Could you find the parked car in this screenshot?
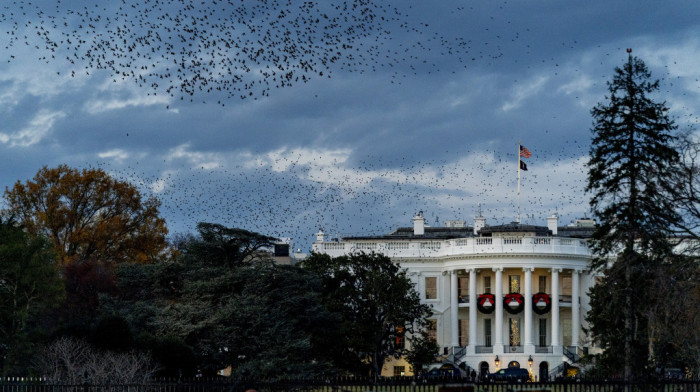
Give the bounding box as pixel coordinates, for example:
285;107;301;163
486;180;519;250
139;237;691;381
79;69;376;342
663;368;685;380
419;366;464;382
487;367;530;383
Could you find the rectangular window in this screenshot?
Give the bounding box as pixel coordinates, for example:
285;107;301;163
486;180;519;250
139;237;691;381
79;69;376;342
425;277;437;300
483;276;491;294
458;276;469;302
562;317;572;346
539;275;547;293
539;319;547;346
484;319;492;347
459;319;469;347
394;366;405;377
509;318;521;346
562;277;572;295
395;326;405;349
509;275;521;293
427;319;437;343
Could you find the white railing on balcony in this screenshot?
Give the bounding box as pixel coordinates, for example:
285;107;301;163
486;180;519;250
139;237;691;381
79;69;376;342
356;242;377;251
322;242;346;251
386;242;410;250
313;236;590;258
476;238;493;245
503;236;522;245
420;241;442;250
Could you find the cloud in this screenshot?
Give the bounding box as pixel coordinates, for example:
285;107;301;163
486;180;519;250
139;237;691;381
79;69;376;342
167;144;223;170
149;171;178;194
0;110;65;147
98;149;130;163
501;75;550;112
83;93;172;114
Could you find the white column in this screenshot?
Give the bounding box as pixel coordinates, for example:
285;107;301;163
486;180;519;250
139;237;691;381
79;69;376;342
450;270;459;348
572;269;580;347
551;268;560;348
523;267;534;348
468;269;477;353
494;267;504;351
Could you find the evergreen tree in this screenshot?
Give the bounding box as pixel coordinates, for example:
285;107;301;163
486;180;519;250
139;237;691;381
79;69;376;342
0;219;63;375
102;223;337;378
586;52;682;380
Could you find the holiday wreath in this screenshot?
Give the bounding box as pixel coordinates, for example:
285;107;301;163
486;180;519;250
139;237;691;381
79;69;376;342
477;293;496;314
532;292;552;315
503;293;525;314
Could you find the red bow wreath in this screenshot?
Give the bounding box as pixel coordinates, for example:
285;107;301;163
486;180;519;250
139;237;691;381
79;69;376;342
504;293;525;314
532;292;552;315
477;293;496;314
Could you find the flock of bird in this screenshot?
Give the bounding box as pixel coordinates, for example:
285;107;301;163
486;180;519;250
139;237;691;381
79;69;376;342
3;1;678;245
0;0;507;103
95;146;589;248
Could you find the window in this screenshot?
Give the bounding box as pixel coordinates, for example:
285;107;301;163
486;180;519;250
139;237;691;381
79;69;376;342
483;276;491;294
539;319;547;346
458;276;469;300
425;277;437;299
427;319;437;343
562;318;572;346
459;319;469;347
509;275;521;293
539;276;547;293
395;326;405;349
484;319;492;347
509;318;521;346
394;366;406;377
562;276;572;296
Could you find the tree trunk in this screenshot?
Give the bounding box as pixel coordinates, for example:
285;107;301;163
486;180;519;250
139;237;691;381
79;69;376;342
624;262;633;381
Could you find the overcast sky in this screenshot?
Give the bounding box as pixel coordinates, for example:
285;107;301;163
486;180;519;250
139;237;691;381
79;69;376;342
1;1;699;250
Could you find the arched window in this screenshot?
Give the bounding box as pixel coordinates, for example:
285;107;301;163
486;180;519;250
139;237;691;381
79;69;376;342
479;362;490;379
508;361;520;368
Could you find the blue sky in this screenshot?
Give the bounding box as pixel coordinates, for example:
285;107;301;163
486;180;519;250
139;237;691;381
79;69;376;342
1;1;700;250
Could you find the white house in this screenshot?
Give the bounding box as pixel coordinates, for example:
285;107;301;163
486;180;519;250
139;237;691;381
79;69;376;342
311;211;598;381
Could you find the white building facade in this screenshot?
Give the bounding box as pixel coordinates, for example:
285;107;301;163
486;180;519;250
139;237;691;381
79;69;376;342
311;212;597;381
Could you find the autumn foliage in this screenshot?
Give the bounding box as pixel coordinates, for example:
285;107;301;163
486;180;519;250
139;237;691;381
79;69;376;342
3;165;168;265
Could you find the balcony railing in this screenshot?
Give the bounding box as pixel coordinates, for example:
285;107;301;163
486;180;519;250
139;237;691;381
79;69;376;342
313;236;590;258
535;345;553;353
451;294;575;306
475;346;493;354
505;345;524;353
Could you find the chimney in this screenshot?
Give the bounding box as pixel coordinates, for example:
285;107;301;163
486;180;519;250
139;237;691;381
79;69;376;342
474;216;486;235
547;214;558;235
413;211;425;236
315;228;325;243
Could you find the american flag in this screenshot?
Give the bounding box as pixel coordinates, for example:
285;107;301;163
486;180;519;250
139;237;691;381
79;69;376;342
519;145;532;158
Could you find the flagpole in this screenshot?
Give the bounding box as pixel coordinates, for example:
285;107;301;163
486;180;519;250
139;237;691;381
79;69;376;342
517;141;521;223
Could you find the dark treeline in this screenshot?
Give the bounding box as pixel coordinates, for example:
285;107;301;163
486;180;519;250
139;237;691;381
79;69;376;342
0;175;438;382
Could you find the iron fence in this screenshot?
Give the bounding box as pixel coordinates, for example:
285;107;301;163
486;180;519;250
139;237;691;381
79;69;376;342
0;378;699;392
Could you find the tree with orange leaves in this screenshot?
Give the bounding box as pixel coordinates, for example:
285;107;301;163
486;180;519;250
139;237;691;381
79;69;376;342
2;165;168;265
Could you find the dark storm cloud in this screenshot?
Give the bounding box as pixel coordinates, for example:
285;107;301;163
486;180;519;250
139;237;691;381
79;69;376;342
2;1;700;247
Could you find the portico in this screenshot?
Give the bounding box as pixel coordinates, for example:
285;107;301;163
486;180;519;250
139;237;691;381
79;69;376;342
447;267;584;357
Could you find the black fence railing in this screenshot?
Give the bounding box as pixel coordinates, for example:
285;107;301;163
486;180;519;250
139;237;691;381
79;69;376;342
0;379;699;392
